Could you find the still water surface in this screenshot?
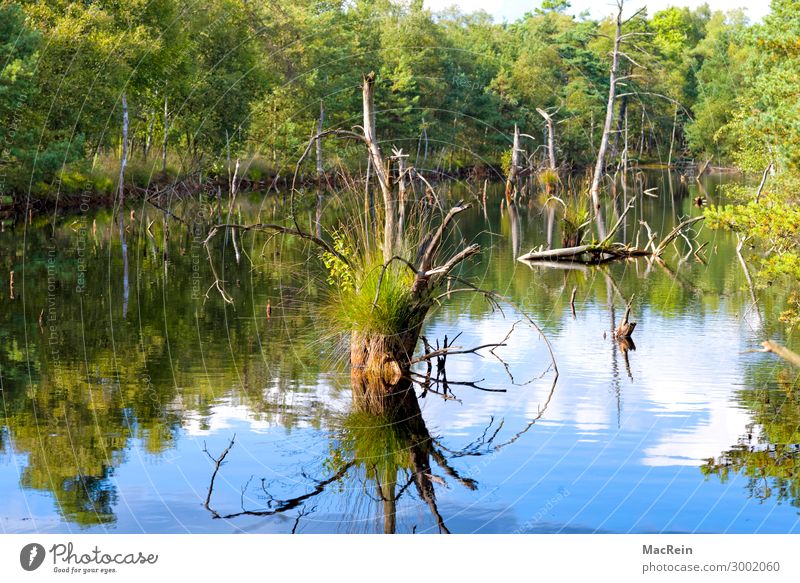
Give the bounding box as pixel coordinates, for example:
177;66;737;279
1;171;798;533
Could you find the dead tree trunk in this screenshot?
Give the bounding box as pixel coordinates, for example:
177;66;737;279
504;124;521;204
351;204;479;385
589;0;626;239
118;93;129;319
316;100;325;186
144;106;155;161
162;95;169;174
315;101;325;238
536;108;557;171
118;93;128;214
393;147;408;245
362;73;395;262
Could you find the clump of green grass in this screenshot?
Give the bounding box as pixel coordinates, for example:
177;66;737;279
323;243;419;338
538;168;559;188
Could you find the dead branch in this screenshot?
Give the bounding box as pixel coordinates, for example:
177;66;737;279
653;216;704;256
425;244;481;278
416;202;472;273
409;342;507;365
600;197;636;246
519;213;703;264
755;162;773;203
518;242;649;263
570;286;577;319
760;341;800;367
204;242;234;305
207;462;355;520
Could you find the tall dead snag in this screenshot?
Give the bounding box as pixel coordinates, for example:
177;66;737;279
315;101;326;238
536;108;557;171
392;147;409;245
362;72;395;262
162;95;169;174
504;124;521;204
117;93;128;214
316;100;325;185
589;0;644;239
589;2;622;226
118;93;129;319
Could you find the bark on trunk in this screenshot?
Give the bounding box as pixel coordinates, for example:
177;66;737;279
394;148;408;246
362;73;395;262
350;325;424;386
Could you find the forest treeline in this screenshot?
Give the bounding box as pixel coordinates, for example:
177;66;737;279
0;0;797;200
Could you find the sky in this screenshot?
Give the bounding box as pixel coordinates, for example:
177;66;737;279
424;0;771;23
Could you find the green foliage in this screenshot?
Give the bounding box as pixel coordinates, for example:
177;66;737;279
705;173;800;329
0;0;798;209
321;230;355;292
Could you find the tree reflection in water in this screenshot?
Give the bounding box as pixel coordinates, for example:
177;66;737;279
204;365;557;533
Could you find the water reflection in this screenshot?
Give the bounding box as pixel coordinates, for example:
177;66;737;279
703;367;800;507
204;376;472;533
1;170;799;532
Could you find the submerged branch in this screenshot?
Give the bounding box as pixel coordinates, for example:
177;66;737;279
761;341;800;367
409;342;507;365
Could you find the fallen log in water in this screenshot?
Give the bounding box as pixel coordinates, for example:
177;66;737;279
517;215;704;264
518;242;650;263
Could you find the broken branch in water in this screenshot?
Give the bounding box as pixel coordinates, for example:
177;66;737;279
409;342;507;365
614;294;636;339
599;198;636;247
760;341;800;367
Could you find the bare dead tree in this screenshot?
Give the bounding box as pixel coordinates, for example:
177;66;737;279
755;162;774;203
589;0;650;238
316;100;325;185
162;95;169;174
362;72;396;262
504;124;521;204
117;93;128;214
536;108;557;170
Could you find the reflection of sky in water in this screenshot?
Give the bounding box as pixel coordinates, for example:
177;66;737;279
4;292;790;534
